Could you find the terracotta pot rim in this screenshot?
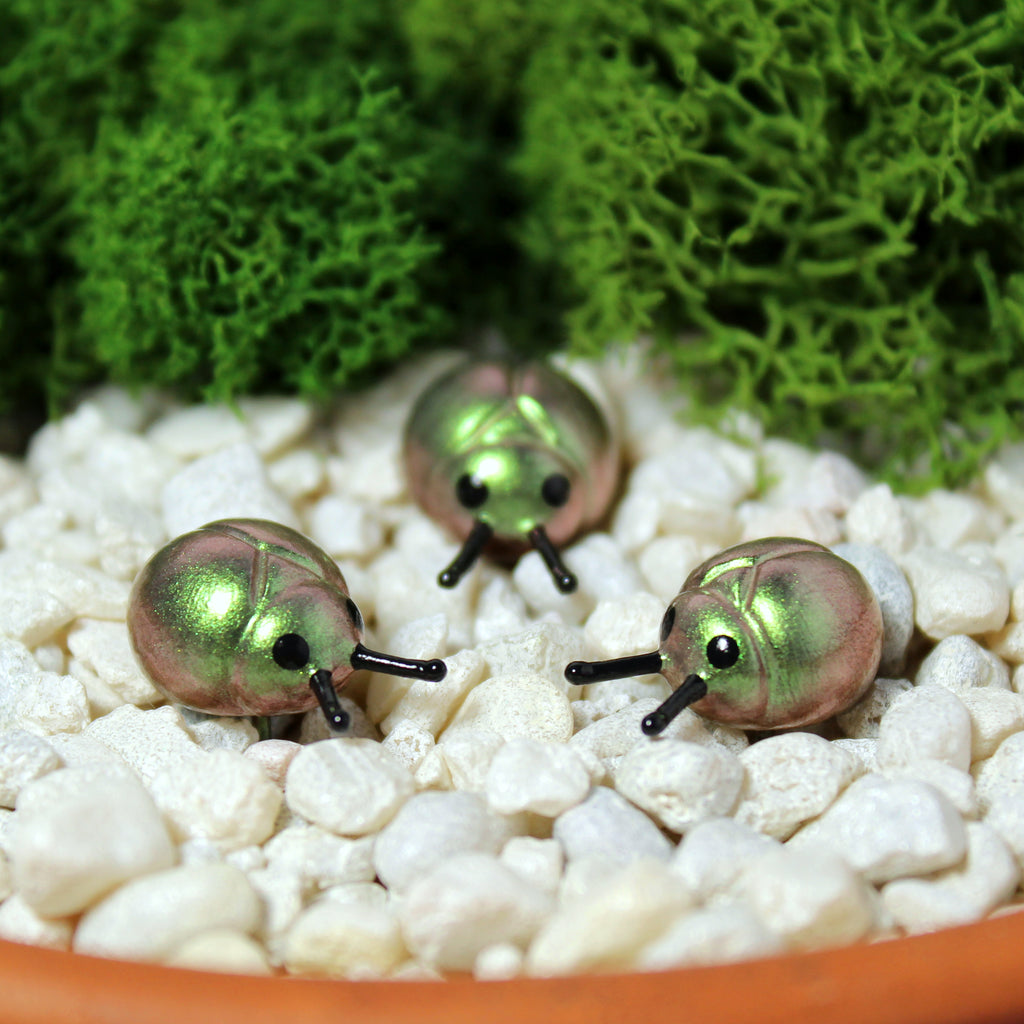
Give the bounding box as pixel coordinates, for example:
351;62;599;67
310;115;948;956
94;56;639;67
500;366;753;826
1;911;1022;1024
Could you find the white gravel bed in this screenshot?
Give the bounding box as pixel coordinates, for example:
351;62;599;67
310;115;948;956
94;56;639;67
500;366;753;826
0;346;1023;979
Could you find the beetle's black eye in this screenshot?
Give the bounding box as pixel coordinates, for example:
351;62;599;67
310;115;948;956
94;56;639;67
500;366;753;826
455;473;489;510
541;473;571;508
706;635;739;669
346;597;364;633
273;633;310;671
660;605;676;643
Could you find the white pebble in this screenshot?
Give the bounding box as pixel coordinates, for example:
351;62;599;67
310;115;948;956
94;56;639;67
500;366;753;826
569;699;711;782
442;672;573;745
985;790;1024;870
831;543;914;675
285;739;413;836
615;740;743;834
735;733;859;840
266;449;324;501
400;852;552;971
0;893;73;950
526;859;692;975
789;774;967;882
0;730;62;809
959;688;1024;760
67;618;162;706
474;942;525;980
477;622;585;696
739;847;876;950
913;490;1003;548
150;749;282;852
166;928;272;974
671;817;780;901
637;535;707;604
160;442;295;537
243;739;301;787
436;729;505;792
147;405;248;457
307;495;384;559
553;786;672;866
381;719;435;773
500;837;564;896
901;547;1009;639
73;863;261;961
636;903;784;969
485;739;591;817
882;823;1019;932
974;732;1024;813
283;899;406;977
84;704;201;784
374;646;483;738
582;593;664;661
472;577;530;645
247;865;304;941
0;637;89;737
264;824;375;892
739;504;841;546
236;396;313;457
885;760;978;819
0;589;74;648
0;553;130;620
837;678;914;739
182;712;259;753
915;634;1011;693
374;791;514;893
876;685;973;772
12;767;174;915
844;483;917;557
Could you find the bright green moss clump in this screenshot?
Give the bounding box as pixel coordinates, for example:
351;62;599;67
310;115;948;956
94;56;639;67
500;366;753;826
3;0;1024;485
508;0;1024;485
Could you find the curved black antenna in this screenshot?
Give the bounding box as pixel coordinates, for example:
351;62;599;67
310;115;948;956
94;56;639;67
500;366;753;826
528;524;577;593
349;643;447;682
438;520;494;588
564;651;664;684
641;674;709;736
309;668;351;732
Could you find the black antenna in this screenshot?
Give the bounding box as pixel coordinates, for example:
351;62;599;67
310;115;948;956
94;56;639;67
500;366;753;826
309;669;350;732
564;651;664;683
438;520;494;588
641;674;709;736
349;643;447;682
528;524;577;593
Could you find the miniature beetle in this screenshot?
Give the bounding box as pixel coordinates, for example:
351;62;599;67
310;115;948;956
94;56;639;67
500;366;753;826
128;519;446;732
403;360;619;593
565;538;882;734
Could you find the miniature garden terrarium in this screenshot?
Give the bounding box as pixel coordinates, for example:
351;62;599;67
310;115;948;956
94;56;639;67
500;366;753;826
2;1;1024;1022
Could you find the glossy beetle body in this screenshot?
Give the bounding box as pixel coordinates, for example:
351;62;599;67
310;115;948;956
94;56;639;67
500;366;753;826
566;538;883;733
128;519;445;730
403;360;619;592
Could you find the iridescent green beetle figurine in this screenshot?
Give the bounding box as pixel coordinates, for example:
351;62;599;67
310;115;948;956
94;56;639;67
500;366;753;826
403;360;619;593
128;519;446;732
565;538;883;734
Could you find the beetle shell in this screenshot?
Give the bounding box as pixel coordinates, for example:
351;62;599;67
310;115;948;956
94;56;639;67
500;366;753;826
128;519;364;718
663;538;883;730
402;360;618;555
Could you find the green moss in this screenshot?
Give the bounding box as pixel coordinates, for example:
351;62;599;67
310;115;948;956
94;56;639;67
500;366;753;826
511;0;1024;486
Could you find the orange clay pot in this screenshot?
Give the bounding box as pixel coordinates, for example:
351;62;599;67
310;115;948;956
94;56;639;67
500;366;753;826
0;913;1023;1024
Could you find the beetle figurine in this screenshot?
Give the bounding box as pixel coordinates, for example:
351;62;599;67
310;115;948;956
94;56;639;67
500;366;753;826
565;538;883;734
403;359;619;593
128;518;447;733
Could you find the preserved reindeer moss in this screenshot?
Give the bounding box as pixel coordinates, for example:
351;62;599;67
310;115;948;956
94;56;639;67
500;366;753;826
68;79;446;401
509;0;1024;487
3;0;1024;486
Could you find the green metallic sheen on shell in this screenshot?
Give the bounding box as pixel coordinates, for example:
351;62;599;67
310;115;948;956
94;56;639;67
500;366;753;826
128;519;361;717
402;360;618;549
662;538;883;730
